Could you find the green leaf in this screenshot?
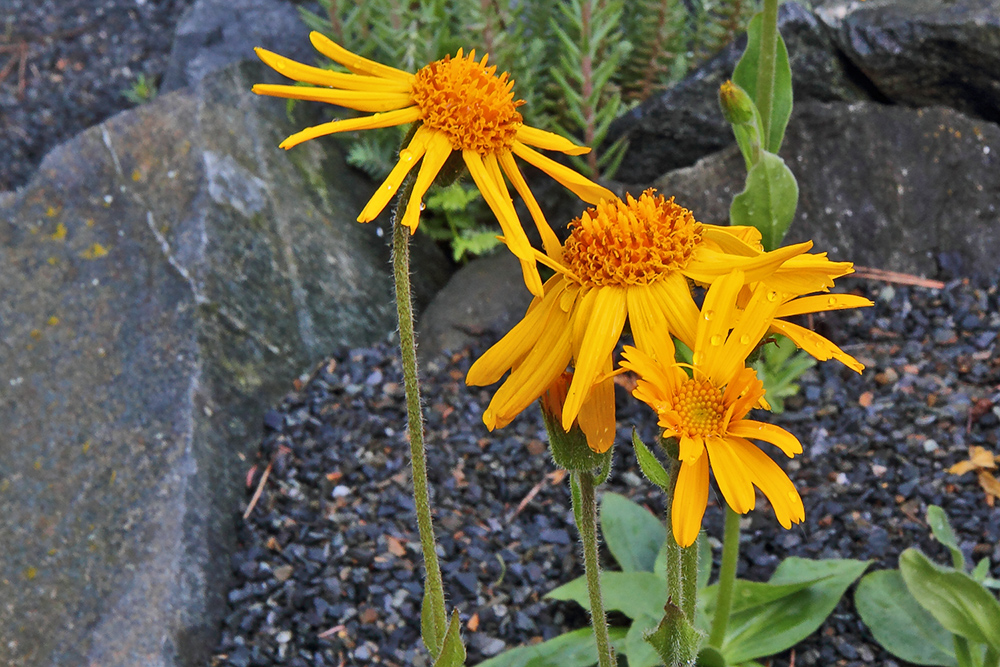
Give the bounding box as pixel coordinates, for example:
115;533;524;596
422;587;444;657
703;558;870;664
475;626;628;667
729;150;798;251
900;548;1000;649
973;558;992;583
631;430;672;492
547;571;668;621
697;533;713;591
433;610;467;667
855;570;957;667
732;12;792;153
697;645;728;667
927;505;965;571
601;493;667;572
644;602;704;666
625;615;662;667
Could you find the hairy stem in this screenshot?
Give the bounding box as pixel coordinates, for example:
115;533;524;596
709;505;741;647
575;470;615;667
391;181;447;651
755;0;779;148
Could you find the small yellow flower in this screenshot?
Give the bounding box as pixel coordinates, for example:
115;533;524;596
253;33;614;296
621;271;806;547
466;190;814;454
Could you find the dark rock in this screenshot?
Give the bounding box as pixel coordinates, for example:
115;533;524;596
162;0;313;93
817;0;1000;123
0;59;446;666
609;2;869;182
650;101;1000;278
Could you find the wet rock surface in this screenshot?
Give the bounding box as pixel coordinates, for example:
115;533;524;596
212;274;1000;667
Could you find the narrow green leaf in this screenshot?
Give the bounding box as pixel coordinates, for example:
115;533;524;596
697;534;713;591
422;586;444;656
855;570;957;667
732;12;792;153
900;548;1000;649
729;150;798;251
631;430;672;492
927;505;965;571
625;615;662;667
433;610;467;667
475;626;628;667
644;601;704;666
601;492;667;572
547;571;668;621
973;558;992;583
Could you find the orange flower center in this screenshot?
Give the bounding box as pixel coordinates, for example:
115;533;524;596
410;50;523;155
672;378;725;438
562;190;703;287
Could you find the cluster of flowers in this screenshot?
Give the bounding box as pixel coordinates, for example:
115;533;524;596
254;35;871;547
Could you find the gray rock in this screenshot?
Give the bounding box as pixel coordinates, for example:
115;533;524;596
162;0;313;93
649;101;1000;277
816;0;1000;122
610;2;869;183
0;60;446;666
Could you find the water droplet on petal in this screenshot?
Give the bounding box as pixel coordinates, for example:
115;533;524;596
827;296;838;306
766;290;779;302
710;334;723;346
693;351;704;365
419;202;426;211
703;309;714;321
739;334;750;345
399;149;414;162
385;184;394;192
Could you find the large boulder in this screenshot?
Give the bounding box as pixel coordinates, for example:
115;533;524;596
0;60;447;666
649;101;1000;278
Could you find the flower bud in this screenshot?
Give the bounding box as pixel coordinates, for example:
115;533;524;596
540;373;611;471
719;80;755;126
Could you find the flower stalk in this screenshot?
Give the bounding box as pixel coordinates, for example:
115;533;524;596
709;505;742;647
754;0;780;147
391;176;448;651
574;470;616;667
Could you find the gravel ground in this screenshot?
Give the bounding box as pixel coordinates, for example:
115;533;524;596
211;274;1000;667
0;0;194;191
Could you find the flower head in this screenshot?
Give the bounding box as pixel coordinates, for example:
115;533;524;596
621;271;806;547
253;34;614;296
466;190;814;454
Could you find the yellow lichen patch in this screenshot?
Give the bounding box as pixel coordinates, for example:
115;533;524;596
562;190;703;287
47;316;59;326
410;50;523;155
80;243;109;259
25;567;37;581
46;206;61;217
33;460;41;470
49;223;67;241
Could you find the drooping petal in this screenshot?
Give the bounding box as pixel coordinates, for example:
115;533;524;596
648;273;701;350
251;84;414;112
577;358;617;453
672;454;710;547
712;282;783;384
729;437;805;529
626;286;678;365
770;318;865;373
728;420;803;457
515;125;590;156
563;286;628;430
309;31;412;81
776;293;874;318
357;125;432;222
278;107;422;149
705;436;756;514
254;47;413;92
696;270;745;381
400;131;454;232
683;241;812;285
721;367;765;423
511;141;614;204
498;152;562;259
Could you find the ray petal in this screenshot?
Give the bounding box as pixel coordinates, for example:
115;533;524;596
255;47;413;91
357;126;432;222
498;152;562;259
309;31;412;81
278;107;422;150
769;319;865;373
400;132;454;232
705;435;756;514
728;420;803;457
672;454;710;547
511;142;614;204
776;293;874;318
515;125;590;156
251;84;413;112
729;437;805;528
577;359;617;453
626;286;678;365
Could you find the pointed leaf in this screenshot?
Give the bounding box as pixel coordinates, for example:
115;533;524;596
900;548;1000;649
601;492;667;572
855;570;957;667
475;626;628;667
644;601;703;666
927;505;965;570
632;430;672;492
973;558;991;583
729;150;798;251
547;571;668;621
433;610;467;667
422;586;445;656
732;12;792;153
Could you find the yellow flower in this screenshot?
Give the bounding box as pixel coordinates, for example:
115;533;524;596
621;271;806;547
769;291;873;372
252;33;614;296
466;190;813;454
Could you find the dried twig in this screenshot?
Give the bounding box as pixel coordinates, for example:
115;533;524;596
243;459;273;519
853;266;945;289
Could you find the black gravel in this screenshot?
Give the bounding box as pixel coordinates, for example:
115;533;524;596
212;273;1000;667
0;0;194;191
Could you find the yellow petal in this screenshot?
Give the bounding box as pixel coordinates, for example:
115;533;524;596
357;125;431;222
251;84;413;113
678;435;706;464
769;319;865;373
463;152;533;260
684;241;812;285
563;286;628;430
511;142;614;204
498;152;562;260
515;125;590;156
729;437;804;528
700;225;762;256
705;435;756;514
577;360;617;453
722;367;766;424
776;293;874;318
696;270;745;382
254;47;413;92
728;420;802;457
400;132;453;232
278;107;422;149
648;273;700;350
672;454;710;548
714;281;783;384
309;31;411;81
626;286;678;365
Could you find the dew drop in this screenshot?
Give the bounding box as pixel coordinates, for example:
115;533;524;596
703;309;714;321
399;149;414;162
385;184;395;192
710;334;723;346
766;290;778;302
739;334;750;345
693;351;704;365
827;296;838;306
419;202;426;211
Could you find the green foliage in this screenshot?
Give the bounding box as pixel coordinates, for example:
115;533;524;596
433;610;467;667
752;335;816;414
122;74;157;104
420;182;502;262
692;0;759;64
856;506;1000;667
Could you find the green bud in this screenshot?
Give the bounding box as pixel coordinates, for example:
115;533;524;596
719;80;755;126
540;373;612;472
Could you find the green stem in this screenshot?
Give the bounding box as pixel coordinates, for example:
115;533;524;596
755;0;779;149
574;470;615;667
391;181;447;652
983;645;999;667
709;505;741;648
954;635;976;667
663;457;685;613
